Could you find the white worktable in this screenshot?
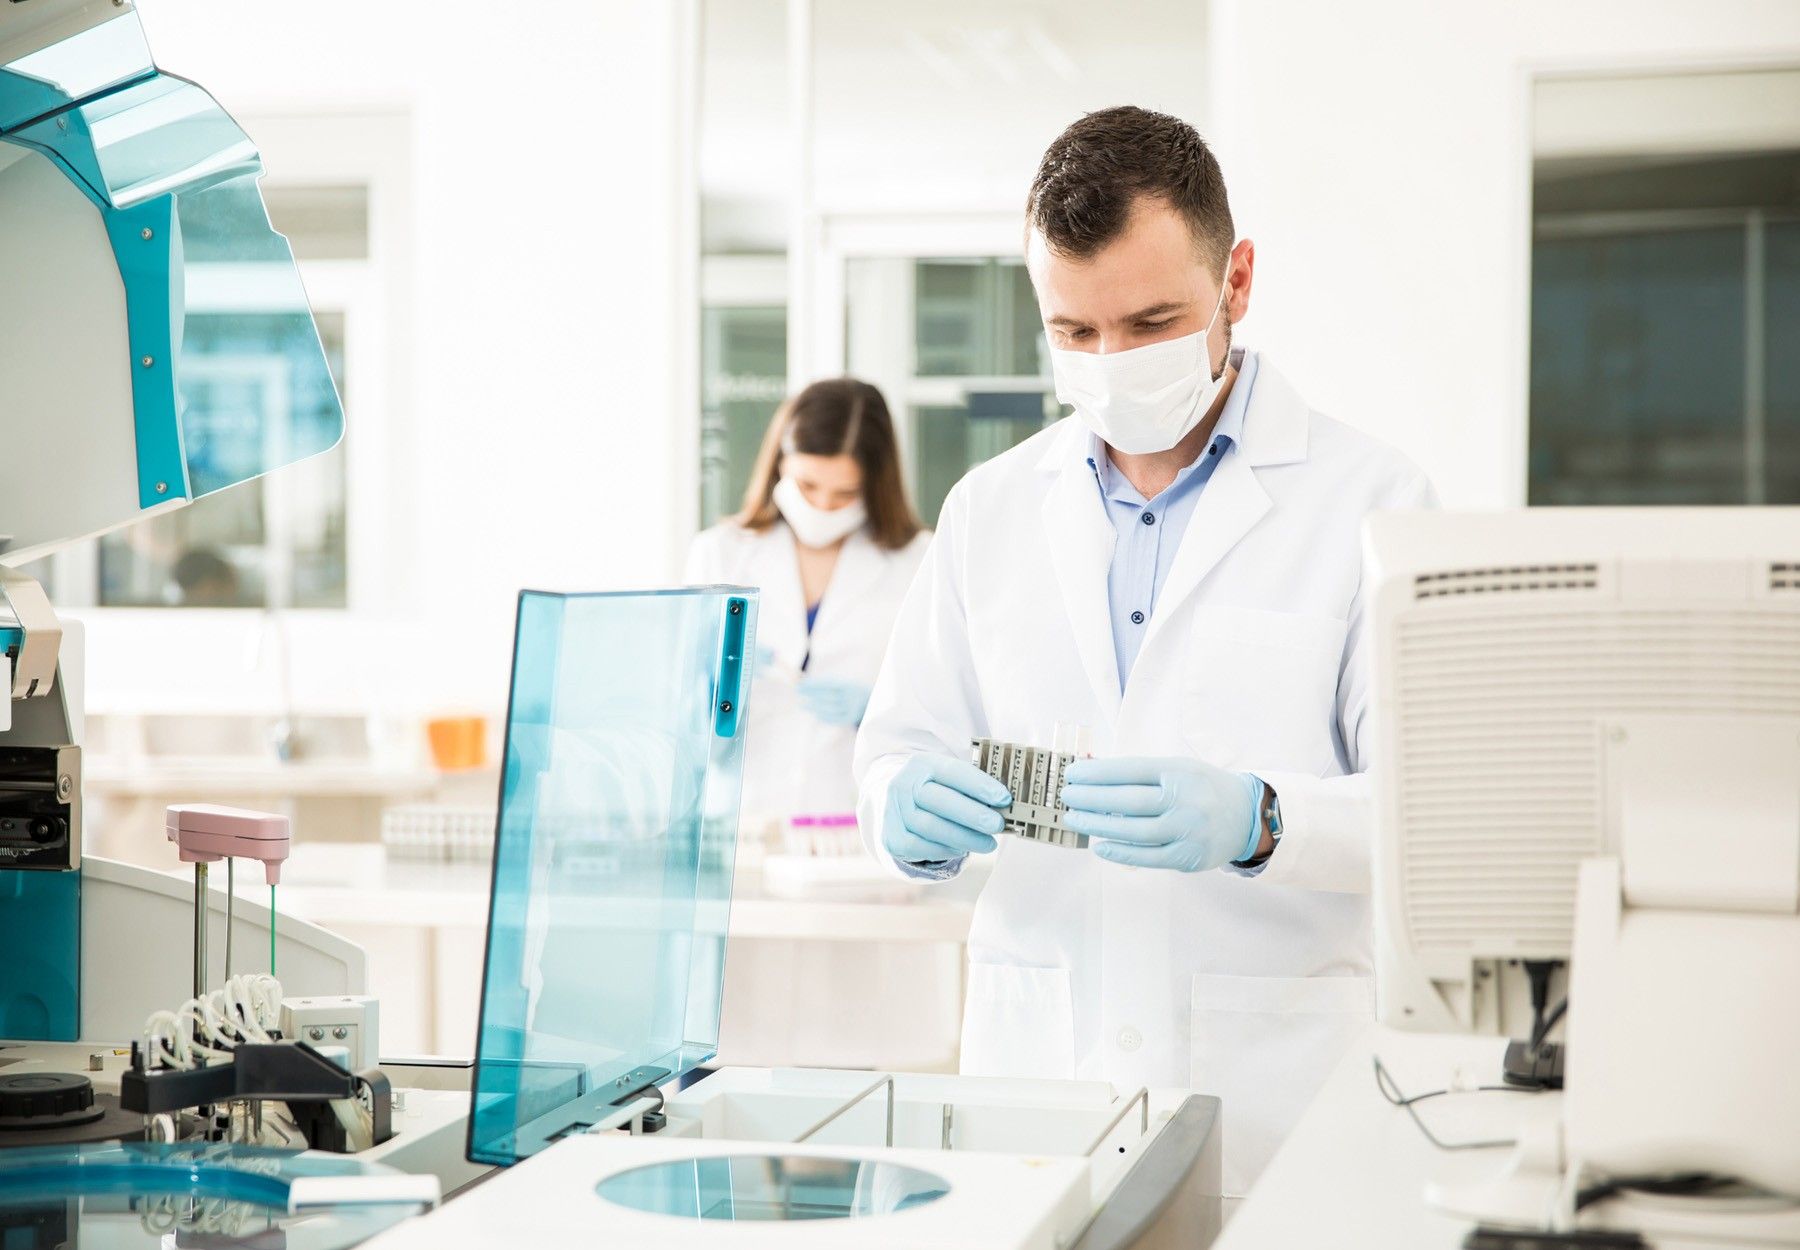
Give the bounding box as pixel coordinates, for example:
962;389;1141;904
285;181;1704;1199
1218;1027;1561;1249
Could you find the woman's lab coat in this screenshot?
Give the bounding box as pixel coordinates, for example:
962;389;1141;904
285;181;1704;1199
686;519;935;1071
685;520;931;823
854;352;1437;1197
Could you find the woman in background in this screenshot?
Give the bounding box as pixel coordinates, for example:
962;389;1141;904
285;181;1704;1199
686;376;929;824
686;377;937;1070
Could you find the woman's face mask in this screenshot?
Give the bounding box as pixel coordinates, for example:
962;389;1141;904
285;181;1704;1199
1048;280;1230;455
774;467;866;548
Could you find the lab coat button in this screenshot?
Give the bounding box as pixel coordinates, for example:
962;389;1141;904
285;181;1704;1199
1117;1026;1142;1052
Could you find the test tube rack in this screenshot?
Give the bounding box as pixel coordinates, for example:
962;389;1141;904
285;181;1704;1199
970;737;1088;850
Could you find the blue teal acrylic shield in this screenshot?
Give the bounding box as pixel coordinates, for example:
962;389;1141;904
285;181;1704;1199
468;588;757;1167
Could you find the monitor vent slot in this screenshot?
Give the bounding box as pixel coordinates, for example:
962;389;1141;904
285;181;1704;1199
1414;564;1600;600
1391;606;1800;956
1773;563;1800;593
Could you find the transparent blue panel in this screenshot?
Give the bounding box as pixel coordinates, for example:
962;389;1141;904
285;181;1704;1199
6;68;342;506
0;1142;423;1250
470;588;758;1167
596;1156;951;1221
68;75;257;210
0;13;153;132
0;870;78;1041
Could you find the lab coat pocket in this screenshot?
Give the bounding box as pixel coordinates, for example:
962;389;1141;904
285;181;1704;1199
959;963;1075;1081
1180;608;1348;775
1189;972;1373;1198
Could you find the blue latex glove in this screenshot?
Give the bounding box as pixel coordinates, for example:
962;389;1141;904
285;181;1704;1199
798;676;872;727
1061;757;1263;872
882;754;1012;866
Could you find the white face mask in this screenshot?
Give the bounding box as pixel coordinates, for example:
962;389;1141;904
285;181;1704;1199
1049;284;1230;455
774;475;866;548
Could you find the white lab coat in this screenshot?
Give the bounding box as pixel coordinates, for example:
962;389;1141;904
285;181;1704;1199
687;520;931;823
854;353;1437;1197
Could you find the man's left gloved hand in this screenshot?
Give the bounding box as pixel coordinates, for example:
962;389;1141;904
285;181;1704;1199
1061;756;1263;872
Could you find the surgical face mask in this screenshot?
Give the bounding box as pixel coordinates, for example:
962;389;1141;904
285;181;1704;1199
1049;284;1230;455
774;475;866;548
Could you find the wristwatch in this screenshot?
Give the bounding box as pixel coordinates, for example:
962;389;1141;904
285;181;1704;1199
1234;783;1283;870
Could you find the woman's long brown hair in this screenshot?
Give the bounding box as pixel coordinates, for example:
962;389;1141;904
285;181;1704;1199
736;377;923;550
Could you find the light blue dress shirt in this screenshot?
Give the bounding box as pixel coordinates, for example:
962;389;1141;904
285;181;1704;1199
1087;347;1258;690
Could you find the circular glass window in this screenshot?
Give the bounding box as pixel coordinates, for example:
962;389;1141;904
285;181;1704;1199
596;1154;951;1222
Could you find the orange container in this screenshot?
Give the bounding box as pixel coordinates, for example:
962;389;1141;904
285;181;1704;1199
426;715;488;772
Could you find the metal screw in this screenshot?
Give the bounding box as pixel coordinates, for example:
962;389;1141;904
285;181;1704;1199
154;481;168;495
140;227;154;240
728;602;742;615
308;1027;324;1041
56;775;72;801
56;118;67;131
332;1026;348;1040
140;355;154;368
719;700;733;714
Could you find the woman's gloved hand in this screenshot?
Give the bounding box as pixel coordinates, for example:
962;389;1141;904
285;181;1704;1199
1061;756;1263;871
882;753;1012;867
798;676;872;726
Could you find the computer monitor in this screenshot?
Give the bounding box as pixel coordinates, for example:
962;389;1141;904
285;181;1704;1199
1365;508;1800;1043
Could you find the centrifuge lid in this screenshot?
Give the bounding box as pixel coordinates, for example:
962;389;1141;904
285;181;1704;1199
467;587;757;1168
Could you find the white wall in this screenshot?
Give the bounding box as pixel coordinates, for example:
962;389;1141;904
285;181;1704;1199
74;0;695;717
1206;0;1800;508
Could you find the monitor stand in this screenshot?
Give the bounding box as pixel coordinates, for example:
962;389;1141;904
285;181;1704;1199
1501;1040;1563;1090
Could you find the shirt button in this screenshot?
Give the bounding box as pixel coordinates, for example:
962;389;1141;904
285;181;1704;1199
1117;1027;1142;1052
1130;610;1145;625
1141;511;1156;526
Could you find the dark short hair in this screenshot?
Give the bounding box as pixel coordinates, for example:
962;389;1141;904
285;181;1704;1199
738;377;923;551
1028;105;1234;272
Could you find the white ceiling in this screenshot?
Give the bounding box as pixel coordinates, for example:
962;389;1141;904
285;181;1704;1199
700;0;1210;249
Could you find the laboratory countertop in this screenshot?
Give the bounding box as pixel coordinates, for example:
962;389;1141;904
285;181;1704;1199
85;758;461;796
1218;1027;1559;1249
210;858;977;945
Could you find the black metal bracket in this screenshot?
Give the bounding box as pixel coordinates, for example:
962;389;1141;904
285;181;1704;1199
121;1041;355;1115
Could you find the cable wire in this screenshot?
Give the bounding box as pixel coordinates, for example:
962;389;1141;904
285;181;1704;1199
1373;1055;1541;1152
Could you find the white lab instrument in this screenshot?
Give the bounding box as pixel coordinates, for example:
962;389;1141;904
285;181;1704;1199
371;1072;1218;1250
856;352;1436;1196
1366;506;1800;1244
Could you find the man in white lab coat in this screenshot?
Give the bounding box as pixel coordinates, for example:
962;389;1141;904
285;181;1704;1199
853;106;1436;1199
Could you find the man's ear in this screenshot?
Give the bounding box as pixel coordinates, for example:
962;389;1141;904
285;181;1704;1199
1225;238;1256;320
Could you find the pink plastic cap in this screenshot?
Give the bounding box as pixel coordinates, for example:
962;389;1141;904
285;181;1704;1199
165;804;292;885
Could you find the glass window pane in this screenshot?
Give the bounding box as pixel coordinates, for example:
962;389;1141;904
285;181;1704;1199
911;397;1053;526
96;311;348;608
700;306;786;528
470;588;757;1166
1530;226;1747;505
914;260;989;377
1766;220;1800;504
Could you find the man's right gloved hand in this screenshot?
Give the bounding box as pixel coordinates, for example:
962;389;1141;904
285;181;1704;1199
882;754;1013;867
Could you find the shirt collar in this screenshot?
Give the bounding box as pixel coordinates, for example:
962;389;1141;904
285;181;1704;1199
1085;346;1258;504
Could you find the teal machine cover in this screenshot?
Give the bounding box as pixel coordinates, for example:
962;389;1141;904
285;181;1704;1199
0;7;346;1042
469;588;758;1167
